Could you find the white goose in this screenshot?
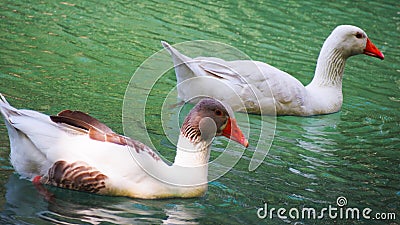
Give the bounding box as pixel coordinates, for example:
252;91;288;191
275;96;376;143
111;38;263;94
0;94;248;199
162;25;384;116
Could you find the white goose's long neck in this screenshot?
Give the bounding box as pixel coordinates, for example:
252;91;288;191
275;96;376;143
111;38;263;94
126;133;211;198
308;43;346;89
160;134;210;190
173;134;211;167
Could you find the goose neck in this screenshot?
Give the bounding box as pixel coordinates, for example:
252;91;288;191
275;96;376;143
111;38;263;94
309;45;346;88
173;134;211;167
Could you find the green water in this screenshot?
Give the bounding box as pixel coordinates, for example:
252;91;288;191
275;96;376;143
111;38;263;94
0;0;399;224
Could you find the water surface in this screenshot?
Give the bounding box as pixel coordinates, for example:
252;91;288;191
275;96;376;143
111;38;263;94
0;0;399;224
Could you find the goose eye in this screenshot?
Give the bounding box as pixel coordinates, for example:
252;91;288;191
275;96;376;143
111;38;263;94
355;32;363;39
215;109;222;116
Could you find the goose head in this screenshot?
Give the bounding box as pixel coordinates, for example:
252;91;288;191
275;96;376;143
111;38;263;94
180;98;249;147
325;25;384;60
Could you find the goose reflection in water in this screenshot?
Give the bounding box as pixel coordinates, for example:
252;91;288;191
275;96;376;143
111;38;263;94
2;174;205;224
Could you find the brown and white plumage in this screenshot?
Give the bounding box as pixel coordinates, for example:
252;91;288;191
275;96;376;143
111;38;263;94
0;94;248;199
162;25;384;116
40;160;108;194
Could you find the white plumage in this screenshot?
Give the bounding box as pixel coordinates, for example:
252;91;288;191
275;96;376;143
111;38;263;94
0;95;248;199
163;25;384;116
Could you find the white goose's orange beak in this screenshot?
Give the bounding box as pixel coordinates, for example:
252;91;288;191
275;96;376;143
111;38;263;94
364;38;384;60
221;118;249;147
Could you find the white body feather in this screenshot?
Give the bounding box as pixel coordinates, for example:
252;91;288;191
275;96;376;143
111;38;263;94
0;95;210;199
163;25;383;116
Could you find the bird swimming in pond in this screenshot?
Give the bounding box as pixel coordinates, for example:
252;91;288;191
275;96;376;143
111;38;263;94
0;94;248;199
162;25;384;116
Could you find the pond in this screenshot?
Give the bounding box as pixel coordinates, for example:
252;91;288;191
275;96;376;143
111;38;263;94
0;0;399;224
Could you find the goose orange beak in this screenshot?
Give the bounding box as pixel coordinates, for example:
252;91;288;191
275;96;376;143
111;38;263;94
364;38;384;60
222;118;249;147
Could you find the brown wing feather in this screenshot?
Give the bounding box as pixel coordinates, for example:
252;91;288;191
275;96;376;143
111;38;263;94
50;110;128;146
50;111;161;161
53;110;113;133
50;114;92;132
41;161;108;194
